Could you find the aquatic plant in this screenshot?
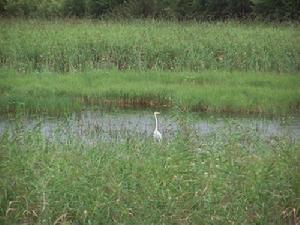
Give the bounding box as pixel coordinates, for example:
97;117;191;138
0;20;299;73
0;118;299;224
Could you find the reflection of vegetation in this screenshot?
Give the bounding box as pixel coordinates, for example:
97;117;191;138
1;121;299;224
1;70;299;115
1;20;299;73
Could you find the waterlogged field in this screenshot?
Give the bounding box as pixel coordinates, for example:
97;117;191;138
0;113;300;224
0;19;300;224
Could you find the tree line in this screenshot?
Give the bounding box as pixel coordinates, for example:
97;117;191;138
0;0;299;20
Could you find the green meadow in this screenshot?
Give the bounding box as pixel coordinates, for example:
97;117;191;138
1;19;300;225
0;69;300;115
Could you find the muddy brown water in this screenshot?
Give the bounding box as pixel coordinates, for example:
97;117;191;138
0;110;299;144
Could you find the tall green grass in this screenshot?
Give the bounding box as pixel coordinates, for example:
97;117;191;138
1;120;299;224
1;69;299;115
1;19;299;73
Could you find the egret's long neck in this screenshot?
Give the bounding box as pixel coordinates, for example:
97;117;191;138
155;114;158;131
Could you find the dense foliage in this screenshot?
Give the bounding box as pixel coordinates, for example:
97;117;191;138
1;116;300;224
0;0;299;20
1;21;299;73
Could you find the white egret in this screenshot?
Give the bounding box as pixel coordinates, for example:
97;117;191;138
153;112;162;142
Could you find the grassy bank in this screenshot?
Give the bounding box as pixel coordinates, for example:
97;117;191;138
1;19;299;73
1;69;299;115
1;120;299;224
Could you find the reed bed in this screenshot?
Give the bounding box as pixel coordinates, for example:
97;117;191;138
0;19;299;73
0;118;299;224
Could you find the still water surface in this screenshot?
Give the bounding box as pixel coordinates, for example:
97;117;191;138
0;110;299;144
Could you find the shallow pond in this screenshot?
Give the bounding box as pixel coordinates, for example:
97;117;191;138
0;110;299;144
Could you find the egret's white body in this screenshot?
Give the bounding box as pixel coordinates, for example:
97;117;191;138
153;112;162;142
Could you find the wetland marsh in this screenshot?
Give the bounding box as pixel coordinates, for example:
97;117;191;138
0;19;299;225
